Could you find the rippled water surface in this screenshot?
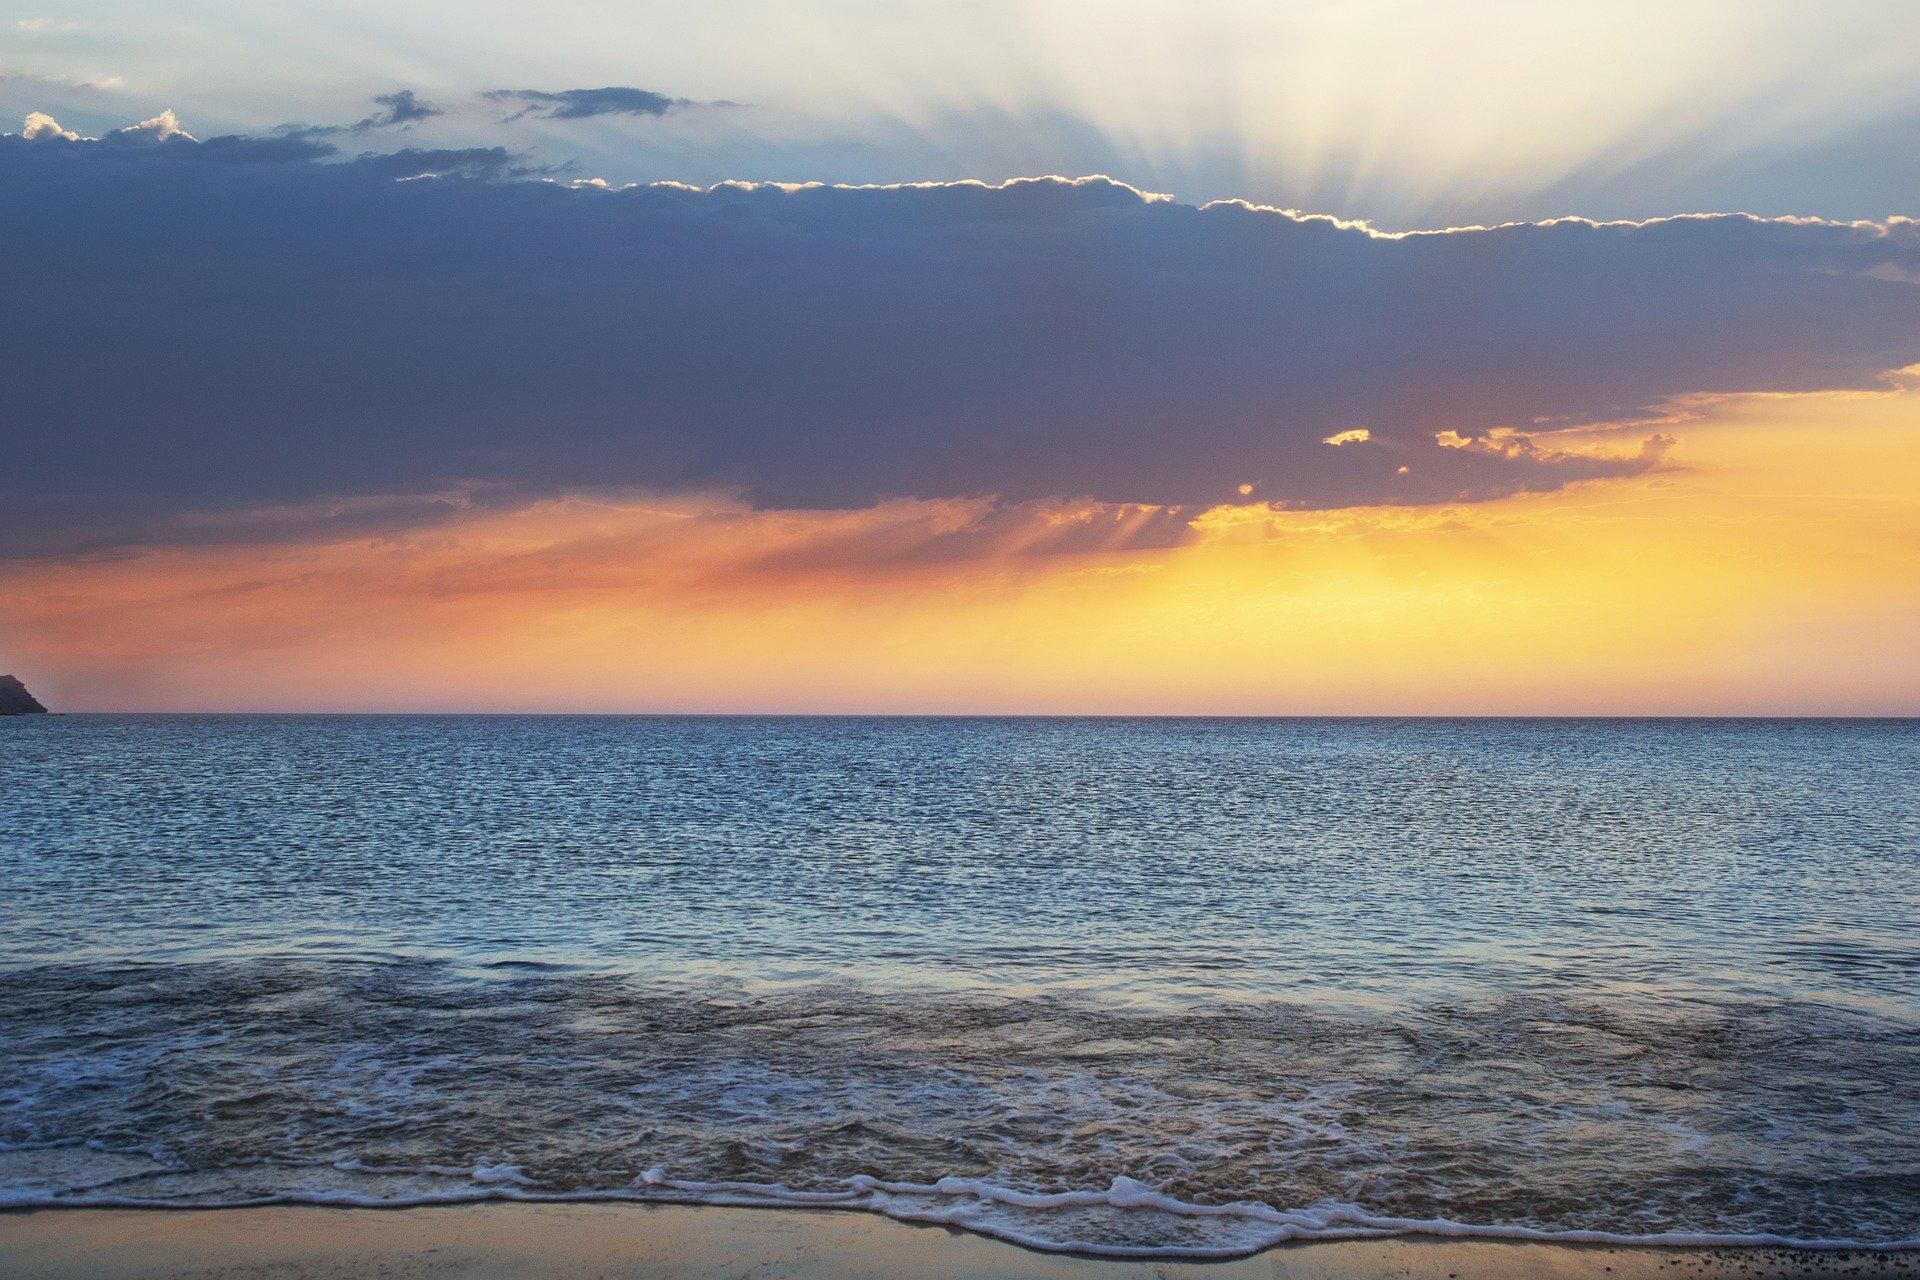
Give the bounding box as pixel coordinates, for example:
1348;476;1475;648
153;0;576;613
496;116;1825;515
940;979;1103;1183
2;716;1916;1255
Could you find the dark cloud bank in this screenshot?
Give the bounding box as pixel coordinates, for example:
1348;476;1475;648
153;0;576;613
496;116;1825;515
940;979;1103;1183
2;115;1917;558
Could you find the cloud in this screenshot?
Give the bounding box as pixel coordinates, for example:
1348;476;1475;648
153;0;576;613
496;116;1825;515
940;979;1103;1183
20;110;78;141
111;109;191;143
6;109;535;179
7;110;338;163
1;123;1918;559
196;133;340;164
347;145;527;179
1;66;122;91
483;86;721;121
277;88;443;139
360;88;439;128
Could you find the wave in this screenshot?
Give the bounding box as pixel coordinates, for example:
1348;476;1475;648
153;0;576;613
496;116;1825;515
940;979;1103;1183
6;1164;1920;1260
8;965;1919;1255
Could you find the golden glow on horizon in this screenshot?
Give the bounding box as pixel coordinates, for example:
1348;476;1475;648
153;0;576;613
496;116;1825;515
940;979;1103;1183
4;383;1917;715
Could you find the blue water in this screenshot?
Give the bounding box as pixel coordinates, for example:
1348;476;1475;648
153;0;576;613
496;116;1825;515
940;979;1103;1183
2;716;1917;1255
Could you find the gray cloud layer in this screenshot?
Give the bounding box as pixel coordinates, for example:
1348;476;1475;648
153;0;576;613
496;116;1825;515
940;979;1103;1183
2;116;1917;558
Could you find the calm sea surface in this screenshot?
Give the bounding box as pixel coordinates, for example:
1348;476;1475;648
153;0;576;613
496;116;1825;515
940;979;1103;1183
2;716;1916;1256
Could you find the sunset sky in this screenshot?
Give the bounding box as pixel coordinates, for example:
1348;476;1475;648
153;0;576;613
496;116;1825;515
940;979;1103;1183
4;0;1917;712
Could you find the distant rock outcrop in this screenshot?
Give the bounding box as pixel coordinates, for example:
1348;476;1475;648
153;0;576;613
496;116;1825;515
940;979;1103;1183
0;675;49;714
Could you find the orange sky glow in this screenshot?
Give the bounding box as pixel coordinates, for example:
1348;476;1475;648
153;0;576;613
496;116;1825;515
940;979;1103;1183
6;380;1917;715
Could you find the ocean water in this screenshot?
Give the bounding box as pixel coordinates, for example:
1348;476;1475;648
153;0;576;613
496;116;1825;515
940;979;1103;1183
2;715;1917;1257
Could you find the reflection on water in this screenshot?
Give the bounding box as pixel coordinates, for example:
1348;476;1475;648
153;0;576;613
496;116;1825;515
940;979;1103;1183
2;716;1916;1254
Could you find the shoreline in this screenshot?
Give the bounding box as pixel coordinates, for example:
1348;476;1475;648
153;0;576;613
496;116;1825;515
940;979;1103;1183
6;1203;1920;1280
8;1183;1920;1259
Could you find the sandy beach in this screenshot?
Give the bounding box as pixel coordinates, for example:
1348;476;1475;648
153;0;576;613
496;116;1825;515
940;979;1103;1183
4;1204;1918;1280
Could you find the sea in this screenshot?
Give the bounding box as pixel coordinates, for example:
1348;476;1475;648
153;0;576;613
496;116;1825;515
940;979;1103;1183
2;715;1916;1258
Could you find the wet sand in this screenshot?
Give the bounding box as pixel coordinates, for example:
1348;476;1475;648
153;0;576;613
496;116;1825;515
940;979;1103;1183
4;1204;1918;1280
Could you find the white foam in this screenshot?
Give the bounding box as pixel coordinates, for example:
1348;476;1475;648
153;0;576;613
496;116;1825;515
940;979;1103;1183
7;1165;1920;1259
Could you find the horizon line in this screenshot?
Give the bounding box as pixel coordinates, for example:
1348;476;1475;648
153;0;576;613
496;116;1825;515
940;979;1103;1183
15;710;1918;721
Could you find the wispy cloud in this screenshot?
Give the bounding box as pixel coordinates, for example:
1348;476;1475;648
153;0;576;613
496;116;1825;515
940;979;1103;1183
277;88;443;139
356;88;440;129
1;67;122;91
483;85;731;122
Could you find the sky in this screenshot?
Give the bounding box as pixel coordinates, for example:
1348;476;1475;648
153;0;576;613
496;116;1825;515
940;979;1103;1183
2;0;1917;712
